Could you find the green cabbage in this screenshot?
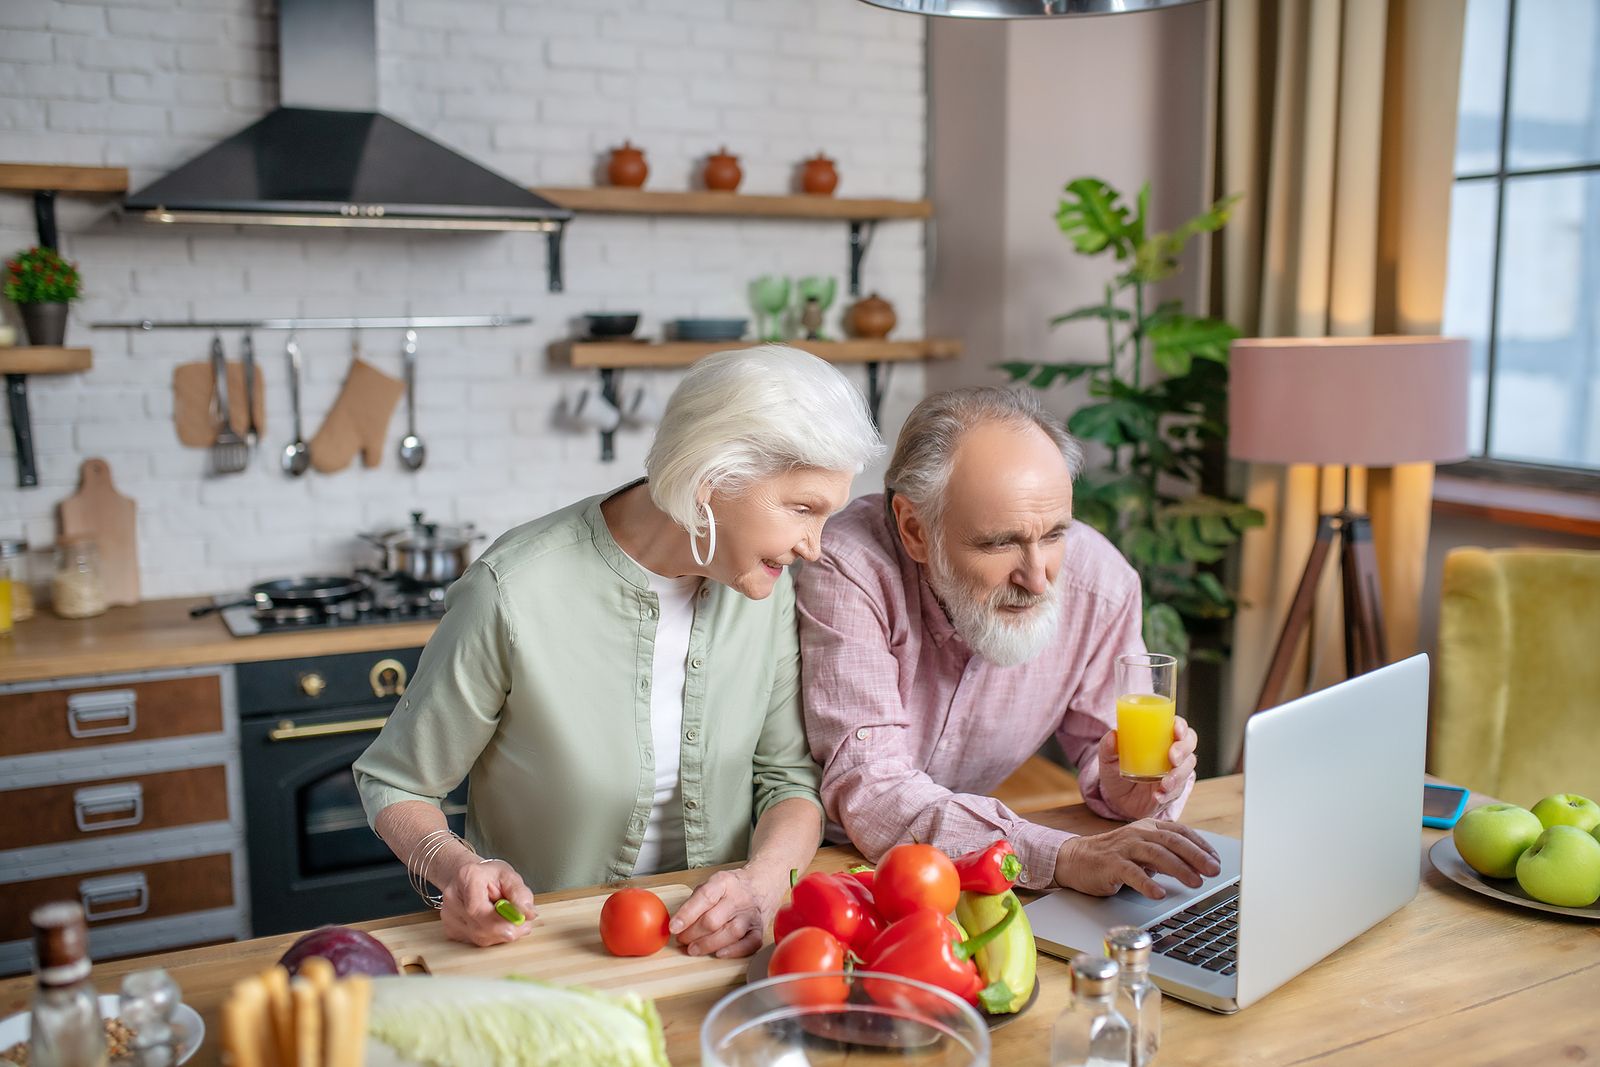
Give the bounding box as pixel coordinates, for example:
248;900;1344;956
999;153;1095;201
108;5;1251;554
367;976;669;1067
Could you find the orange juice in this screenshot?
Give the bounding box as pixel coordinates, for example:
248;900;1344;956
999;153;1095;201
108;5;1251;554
1116;693;1175;780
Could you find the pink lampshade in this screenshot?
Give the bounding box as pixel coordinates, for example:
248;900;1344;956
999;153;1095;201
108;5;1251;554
1227;336;1471;467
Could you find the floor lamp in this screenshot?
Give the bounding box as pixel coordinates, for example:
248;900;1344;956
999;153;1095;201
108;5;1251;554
1228;337;1471;715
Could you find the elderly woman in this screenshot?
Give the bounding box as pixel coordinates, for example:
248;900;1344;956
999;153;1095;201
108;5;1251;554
354;345;882;957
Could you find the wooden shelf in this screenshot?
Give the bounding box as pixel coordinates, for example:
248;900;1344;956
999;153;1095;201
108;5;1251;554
533;186;931;221
552;338;961;369
0;164;128;194
0;346;92;375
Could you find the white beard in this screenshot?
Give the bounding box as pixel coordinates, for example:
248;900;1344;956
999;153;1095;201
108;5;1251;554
926;541;1064;667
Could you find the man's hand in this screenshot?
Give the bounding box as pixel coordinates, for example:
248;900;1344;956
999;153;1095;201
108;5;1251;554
1098;715;1199;820
1054;820;1221;899
669;867;783;959
439;858;538;947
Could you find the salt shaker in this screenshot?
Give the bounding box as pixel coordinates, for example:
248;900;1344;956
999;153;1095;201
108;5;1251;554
118;969;182;1067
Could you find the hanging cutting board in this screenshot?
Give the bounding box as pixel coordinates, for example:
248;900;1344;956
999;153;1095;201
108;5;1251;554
58;457;139;606
368;884;749;1001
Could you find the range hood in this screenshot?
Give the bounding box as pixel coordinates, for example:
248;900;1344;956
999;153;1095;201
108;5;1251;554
124;0;568;232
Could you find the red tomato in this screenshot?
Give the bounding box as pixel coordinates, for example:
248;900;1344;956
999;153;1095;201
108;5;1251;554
874;844;960;921
768;926;850;1006
598;888;670;957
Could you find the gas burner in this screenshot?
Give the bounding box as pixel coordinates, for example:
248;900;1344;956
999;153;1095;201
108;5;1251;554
213;572;451;637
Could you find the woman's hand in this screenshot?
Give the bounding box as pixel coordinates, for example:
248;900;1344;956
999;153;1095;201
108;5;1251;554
1098;715;1199;820
669;867;783;959
439;858;538;947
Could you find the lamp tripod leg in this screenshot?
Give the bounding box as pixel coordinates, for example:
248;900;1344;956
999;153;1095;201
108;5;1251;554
1340;513;1388;677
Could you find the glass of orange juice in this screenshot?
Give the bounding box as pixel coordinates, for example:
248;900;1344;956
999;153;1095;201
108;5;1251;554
1115;653;1177;781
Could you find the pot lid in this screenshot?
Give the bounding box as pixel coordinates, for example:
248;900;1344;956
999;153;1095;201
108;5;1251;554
366;511;480;551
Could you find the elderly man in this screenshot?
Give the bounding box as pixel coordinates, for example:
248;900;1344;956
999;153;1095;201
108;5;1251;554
796;386;1220;899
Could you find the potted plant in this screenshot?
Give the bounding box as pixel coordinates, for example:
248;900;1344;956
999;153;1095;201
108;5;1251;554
4;246;82;346
1000;178;1262;664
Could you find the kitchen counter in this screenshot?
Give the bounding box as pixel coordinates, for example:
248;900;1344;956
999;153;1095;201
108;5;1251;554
0;598;437;685
2;776;1590;1066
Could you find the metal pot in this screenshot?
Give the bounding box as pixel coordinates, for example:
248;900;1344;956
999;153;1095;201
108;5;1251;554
361;511;482;586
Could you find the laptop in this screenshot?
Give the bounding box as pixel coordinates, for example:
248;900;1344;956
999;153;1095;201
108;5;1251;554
1025;654;1429;1013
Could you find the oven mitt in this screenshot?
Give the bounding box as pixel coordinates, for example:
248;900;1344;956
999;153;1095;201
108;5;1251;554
309;357;405;473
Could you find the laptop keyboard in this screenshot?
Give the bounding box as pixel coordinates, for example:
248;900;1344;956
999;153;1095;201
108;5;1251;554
1144;885;1239;975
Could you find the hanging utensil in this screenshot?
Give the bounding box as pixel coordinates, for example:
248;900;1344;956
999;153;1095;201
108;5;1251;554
240;330;259;448
281;334;310;477
397;328;426;471
208;334;248;476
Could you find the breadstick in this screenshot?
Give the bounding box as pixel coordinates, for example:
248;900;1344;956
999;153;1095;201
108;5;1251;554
342;976;371;1067
223;977;274;1067
262;965;295;1067
300;956;336;995
291;978;323;1067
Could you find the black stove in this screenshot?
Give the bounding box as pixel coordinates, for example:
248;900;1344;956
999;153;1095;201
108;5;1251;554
213;572;449;637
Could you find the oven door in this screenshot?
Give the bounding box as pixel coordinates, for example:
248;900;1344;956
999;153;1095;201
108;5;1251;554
240;704;466;936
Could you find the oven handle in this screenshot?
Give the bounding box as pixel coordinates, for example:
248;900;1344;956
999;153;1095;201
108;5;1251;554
267;715;389;742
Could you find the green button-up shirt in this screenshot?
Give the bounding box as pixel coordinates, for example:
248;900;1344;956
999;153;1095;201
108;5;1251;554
353;486;823;892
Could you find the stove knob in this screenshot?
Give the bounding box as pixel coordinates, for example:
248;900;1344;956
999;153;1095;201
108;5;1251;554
299;672;328;699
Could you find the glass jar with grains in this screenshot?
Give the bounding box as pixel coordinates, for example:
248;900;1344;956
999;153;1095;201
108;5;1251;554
53;537;108;620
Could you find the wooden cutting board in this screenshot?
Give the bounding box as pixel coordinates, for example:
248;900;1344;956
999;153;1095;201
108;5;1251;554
58;457;139;606
367;884;749;1002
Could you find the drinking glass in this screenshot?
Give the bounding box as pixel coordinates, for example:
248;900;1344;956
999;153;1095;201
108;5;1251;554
1115;653;1177;781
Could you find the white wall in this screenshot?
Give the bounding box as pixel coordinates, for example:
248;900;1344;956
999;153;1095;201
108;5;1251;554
0;0;927;597
926;2;1215;425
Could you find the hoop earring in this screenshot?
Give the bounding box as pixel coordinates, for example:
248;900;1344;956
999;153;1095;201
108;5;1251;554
689;502;717;567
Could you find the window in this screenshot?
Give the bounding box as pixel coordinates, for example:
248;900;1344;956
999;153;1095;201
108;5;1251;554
1444;0;1600;475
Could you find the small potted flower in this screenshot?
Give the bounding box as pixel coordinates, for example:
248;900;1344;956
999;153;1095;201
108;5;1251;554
4;246;82;347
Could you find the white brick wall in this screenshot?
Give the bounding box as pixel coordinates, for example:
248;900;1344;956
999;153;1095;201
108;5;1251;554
0;0;927;599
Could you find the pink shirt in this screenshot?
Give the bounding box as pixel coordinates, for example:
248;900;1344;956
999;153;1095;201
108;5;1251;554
795;494;1193;890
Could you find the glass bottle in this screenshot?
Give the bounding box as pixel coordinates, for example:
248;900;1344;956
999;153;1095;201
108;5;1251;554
0;539;18;634
28;902;109;1067
1051;954;1132;1067
5;539;35;621
52;538;107;620
118;969;182;1067
1106;925;1161;1066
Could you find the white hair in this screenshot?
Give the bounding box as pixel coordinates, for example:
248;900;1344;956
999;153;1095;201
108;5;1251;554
646;345;884;536
885;386;1084;530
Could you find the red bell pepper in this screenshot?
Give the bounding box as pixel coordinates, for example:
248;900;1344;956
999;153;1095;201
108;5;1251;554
791;871;884;952
952;840;1022;894
846;865;875;893
861;897;1019;1014
772;901;803;943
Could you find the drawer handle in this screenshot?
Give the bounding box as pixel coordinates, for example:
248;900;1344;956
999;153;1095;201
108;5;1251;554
66;689;139;739
370;658;408;699
79;872;150;922
268;716;389;742
73;782;145;832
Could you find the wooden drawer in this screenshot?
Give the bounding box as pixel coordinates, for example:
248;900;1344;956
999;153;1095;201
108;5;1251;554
0;675;223;758
0;766;230;851
0;853;234;942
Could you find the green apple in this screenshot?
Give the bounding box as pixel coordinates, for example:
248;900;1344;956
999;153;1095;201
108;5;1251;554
1453;803;1544;879
1515;826;1600;908
1530;793;1600;834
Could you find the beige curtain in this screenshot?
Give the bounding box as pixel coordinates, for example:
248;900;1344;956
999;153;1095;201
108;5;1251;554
1211;0;1467;764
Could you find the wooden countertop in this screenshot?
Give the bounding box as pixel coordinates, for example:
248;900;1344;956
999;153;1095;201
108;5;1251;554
0;598;436;685
2;776;1593;1065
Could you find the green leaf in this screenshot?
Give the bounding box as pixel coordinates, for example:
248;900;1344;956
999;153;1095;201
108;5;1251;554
1073;497;1116;535
1050;303;1131;327
1197;513;1233;545
1143;602;1189;664
1148;316;1241;376
1029;362;1102;389
995;361;1036;383
1195;571;1231;605
1067;399;1153;446
1056;178;1132;258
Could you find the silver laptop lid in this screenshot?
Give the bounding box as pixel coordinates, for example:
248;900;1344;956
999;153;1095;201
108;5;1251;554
1234;654;1428;1009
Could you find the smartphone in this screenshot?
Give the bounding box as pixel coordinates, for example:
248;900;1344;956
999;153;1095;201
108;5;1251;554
1423;783;1470;829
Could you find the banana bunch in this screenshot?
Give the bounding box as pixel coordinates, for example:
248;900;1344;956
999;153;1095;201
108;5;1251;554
955;888;1037;1014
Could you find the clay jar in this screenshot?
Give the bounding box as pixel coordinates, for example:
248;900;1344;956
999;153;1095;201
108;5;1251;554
607;141;648;188
801;153;839;196
846;293;897;339
703;147;743;192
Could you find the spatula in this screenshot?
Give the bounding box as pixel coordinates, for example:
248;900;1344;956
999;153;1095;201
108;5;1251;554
208;334;249;475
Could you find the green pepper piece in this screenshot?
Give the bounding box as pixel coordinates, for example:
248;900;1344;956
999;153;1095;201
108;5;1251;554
495;898;526;925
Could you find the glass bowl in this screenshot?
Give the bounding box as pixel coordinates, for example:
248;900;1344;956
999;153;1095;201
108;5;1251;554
702;970;990;1066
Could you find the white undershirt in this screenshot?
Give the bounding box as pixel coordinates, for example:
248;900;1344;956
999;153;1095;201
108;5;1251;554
627;556;701;875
